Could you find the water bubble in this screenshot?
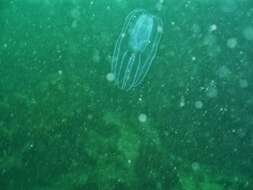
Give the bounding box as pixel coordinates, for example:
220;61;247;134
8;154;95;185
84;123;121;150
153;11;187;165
191;162;200;171
195;101;203;109
106;73;115;82
239;79;248;88
227;38;238;48
58;70;63;75
207;87;218;98
121;33;126;38
206;80;218;98
157;25;163;33
179;96;185;107
138;113;147;123
156;0;164;11
106;6;111;11
209;24;217;32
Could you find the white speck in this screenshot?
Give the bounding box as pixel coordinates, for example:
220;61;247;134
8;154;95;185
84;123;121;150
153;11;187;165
138;113;147;123
179;96;185;107
29;143;34;149
58;70;63;75
156;0;164;11
239;79;248;88
206;80;218;98
191;56;196;61
127;159;132;164
106;73;115;82
219;107;228;113
195;101;203;109
157;25;163;33
227;38;238;48
106;6;111;11
243;26;253;41
191;162;200;171
121;33;126;38
3;43;8;48
209;24;217;32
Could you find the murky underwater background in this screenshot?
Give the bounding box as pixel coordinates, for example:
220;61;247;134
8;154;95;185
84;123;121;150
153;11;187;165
0;0;253;189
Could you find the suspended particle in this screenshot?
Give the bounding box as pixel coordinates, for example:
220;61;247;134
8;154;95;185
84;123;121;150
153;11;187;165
106;73;115;82
138;113;147;123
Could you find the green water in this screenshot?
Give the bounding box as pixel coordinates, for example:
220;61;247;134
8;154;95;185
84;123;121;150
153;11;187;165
0;0;252;189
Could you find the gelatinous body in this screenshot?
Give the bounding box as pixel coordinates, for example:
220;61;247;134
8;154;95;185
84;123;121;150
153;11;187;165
112;9;163;90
